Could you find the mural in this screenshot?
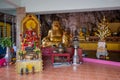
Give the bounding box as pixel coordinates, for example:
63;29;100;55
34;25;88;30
39;10;120;39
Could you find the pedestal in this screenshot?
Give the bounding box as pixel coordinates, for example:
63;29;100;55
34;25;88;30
16;59;43;73
73;48;80;65
96;41;108;59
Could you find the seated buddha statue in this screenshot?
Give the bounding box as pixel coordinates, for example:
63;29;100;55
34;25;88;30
42;20;71;47
79;28;85;41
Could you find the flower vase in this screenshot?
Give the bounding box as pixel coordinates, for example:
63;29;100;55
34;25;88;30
4;47;11;65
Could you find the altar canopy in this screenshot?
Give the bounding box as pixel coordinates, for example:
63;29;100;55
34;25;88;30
21;14;41;48
16;14;43;74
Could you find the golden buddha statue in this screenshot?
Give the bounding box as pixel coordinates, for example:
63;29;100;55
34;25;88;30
42;20;71;47
79;28;85;41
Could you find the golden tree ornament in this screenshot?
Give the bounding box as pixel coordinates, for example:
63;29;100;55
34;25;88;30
95;16;111;41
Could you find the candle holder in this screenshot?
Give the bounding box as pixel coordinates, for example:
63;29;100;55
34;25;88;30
72;37;80;65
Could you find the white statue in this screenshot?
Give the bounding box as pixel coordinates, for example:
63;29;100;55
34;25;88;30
96;41;108;59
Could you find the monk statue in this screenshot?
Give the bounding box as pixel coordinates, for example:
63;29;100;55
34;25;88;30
79;28;85;41
42;20;71;47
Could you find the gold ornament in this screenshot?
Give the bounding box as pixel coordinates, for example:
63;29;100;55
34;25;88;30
95;16;111;41
25;19;36;30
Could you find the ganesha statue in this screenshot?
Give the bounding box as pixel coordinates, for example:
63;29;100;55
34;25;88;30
19;14;41;60
20;27;39;48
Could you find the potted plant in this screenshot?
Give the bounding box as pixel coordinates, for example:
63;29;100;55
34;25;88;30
0;37;13;63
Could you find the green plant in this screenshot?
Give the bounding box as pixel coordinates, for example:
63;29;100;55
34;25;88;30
0;37;13;48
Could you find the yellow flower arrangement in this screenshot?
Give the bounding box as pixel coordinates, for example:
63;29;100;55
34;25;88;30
26;64;33;70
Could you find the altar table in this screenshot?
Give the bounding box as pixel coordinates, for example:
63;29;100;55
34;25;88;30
51;53;70;64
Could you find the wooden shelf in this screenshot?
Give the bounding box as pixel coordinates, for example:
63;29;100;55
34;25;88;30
80;42;120;51
88;36;120;42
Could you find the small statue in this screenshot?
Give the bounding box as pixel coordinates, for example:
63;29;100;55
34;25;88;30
79;28;85;41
